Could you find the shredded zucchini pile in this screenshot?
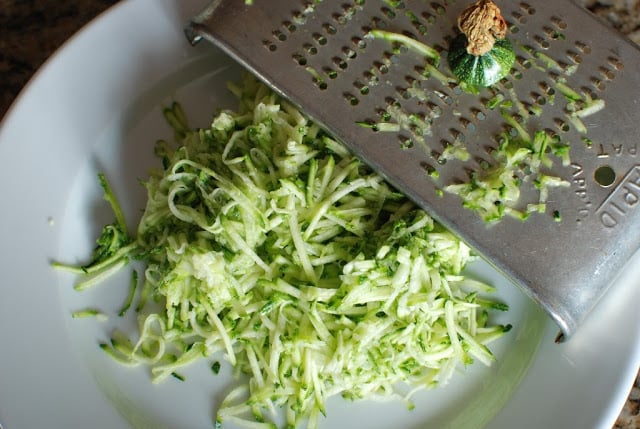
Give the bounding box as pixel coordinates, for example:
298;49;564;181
57;75;510;429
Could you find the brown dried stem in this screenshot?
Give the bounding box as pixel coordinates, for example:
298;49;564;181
457;0;507;56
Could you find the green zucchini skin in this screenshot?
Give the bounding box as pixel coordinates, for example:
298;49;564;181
447;33;515;88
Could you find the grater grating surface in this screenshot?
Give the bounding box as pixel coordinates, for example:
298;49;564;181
185;0;640;340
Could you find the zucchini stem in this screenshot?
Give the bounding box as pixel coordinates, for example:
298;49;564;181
457;0;507;56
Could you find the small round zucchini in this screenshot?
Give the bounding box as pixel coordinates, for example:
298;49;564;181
447;0;515;89
448;34;515;88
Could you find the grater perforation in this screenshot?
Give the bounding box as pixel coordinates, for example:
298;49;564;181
186;0;640;339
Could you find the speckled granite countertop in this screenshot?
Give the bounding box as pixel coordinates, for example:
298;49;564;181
0;1;638;428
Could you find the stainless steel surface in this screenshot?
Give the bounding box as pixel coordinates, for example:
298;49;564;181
185;0;640;340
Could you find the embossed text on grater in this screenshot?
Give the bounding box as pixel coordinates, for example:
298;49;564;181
186;0;640;340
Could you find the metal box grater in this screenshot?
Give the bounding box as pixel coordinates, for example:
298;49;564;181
185;0;640;340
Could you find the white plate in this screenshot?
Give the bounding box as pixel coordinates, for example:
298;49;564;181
0;1;638;428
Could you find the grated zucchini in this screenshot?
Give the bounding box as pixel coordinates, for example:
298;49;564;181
56;75;510;429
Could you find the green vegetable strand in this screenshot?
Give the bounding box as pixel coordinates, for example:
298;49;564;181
61;75;510;429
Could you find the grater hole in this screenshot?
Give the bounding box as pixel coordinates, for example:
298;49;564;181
519;3;536;14
420;161;438;178
324;67;338;79
406;11;428;35
343;4;359;16
599;67;615;81
557;60;570;71
384;49;398;64
608;56;624;70
378;108;392;122
283;21;297;33
472;108;486;121
313;33;328;45
538;81;550;93
476;157;492;170
581;86;597;99
555;118;570;133
430;2;446;15
460;118;474;131
332;13;344;25
595;166;616;187
534;36;550;49
386;96;400;109
343;47;357;59
344;93;360;106
495;134;507;147
397;87;411;100
393;39;411;55
538;82;556;97
381;7;396;20
426;101;443;119
511;12;526;24
263;40;278;52
431;149;444;164
291;10;304;25
566;50;582;64
545;128;559;141
352;37;367;49
354;80;370;95
549;69;562;82
323;23;338;35
575;41;591;54
363;71;379;86
369;16;386;29
516;56;532;69
414;65;429;79
273;30;287;42
442;94;454;105
399;136;414;149
304;43;318;55
551;16;568;29
333;57;348;69
422;11;436;24
295;54;308;66
591;78;605;91
544;26;565;40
